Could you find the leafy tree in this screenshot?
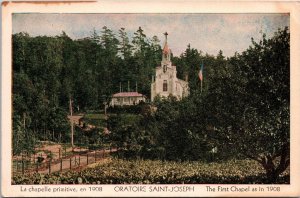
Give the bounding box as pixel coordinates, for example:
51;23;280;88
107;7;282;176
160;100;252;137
204;27;290;182
12;113;36;155
178;44;202;94
107;114;143;157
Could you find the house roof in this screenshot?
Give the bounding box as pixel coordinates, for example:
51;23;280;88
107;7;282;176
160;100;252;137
112;92;144;97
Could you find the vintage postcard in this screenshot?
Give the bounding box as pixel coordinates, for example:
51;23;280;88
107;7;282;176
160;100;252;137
1;0;300;197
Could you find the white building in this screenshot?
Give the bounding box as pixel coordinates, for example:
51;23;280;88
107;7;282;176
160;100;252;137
110;92;146;107
151;32;189;101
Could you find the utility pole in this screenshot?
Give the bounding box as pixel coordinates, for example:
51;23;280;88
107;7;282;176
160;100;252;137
135;81;138;92
104;96;107;117
23;113;26;129
69;98;74;151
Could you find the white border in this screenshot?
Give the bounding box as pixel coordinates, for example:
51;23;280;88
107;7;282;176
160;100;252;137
1;1;300;197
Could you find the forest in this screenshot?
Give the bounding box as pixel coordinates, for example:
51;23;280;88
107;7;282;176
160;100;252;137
12;26;290;183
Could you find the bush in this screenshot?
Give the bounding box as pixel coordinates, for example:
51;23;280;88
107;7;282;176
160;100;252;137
13;158;289;184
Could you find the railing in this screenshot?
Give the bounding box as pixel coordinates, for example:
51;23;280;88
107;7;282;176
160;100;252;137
13;148;112;175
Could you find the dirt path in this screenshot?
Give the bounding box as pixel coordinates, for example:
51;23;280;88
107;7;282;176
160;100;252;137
37;149;115;174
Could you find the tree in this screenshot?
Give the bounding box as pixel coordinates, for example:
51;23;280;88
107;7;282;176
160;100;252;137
107;113;143;158
177;44;202;94
205;27;290;182
100;26;119;56
149;35;162;66
132;26;149;56
99;26;120;95
118;27;133;60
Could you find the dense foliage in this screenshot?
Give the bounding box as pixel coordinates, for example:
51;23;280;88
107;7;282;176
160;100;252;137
12;27;162;154
12;158;289;184
12;26;210;154
106;28;290;182
13;26;290;182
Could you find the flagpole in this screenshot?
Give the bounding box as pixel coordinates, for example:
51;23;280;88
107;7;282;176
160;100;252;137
201;80;203;93
200;60;203;93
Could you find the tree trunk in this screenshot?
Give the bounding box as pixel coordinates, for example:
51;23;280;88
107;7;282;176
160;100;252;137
260;144;289;183
263;159;279;183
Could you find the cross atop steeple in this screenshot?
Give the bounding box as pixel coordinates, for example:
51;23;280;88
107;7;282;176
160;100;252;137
164;32;168;40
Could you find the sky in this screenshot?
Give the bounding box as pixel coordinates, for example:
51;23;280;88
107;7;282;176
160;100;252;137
12;13;289;57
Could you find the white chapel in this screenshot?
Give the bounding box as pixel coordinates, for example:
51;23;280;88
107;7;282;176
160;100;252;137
151;32;189;101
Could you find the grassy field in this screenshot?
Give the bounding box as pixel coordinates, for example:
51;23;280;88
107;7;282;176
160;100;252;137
82;113;107;128
83;113;141;128
13;158;289;184
84;113;107;120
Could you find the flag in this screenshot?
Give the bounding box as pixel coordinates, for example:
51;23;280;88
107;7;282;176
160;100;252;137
198;63;204;81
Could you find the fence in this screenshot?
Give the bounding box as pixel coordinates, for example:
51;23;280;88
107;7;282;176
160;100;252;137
13;148;112;175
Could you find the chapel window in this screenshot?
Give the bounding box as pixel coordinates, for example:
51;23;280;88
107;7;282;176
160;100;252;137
163;80;168;92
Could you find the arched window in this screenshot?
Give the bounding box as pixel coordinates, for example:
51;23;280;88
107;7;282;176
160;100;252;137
163;80;168;91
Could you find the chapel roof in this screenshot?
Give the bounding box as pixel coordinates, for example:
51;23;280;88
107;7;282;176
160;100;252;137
162;31;170;55
163;43;170;54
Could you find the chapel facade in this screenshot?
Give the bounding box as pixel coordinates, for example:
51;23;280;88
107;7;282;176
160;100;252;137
151;32;189;101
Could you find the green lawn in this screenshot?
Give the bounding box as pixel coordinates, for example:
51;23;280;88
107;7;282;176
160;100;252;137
83;113;107;127
83;113;140;128
84;113;106;120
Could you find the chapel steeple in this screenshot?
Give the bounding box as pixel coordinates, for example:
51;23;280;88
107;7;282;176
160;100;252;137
151;32;189;101
162;32;171;65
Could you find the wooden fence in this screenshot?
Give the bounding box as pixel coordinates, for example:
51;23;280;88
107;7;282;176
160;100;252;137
13;148;111;175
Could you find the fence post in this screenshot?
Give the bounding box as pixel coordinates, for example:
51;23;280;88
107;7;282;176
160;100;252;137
59;148;61;159
87;153;89;165
33;153;35;164
22;161;25;175
28;158;31;172
48;159;51;174
21;153;25;175
79;155;80;166
60;158;63;172
70;158;72;170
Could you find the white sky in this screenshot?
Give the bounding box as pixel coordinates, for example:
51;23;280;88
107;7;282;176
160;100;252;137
12;13;289;57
